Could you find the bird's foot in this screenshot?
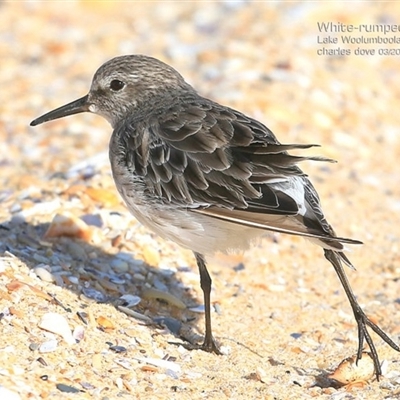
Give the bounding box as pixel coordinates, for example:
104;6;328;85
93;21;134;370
170;334;222;355
201;335;222;355
353;307;400;381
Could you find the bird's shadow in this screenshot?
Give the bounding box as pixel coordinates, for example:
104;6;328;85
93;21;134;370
0;211;206;350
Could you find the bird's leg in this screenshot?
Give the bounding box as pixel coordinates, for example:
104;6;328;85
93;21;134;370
194;252;222;355
324;249;400;380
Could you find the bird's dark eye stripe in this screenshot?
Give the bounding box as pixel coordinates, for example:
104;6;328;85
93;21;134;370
110;79;125;91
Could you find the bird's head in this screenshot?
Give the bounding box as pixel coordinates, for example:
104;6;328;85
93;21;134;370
31;55;193;128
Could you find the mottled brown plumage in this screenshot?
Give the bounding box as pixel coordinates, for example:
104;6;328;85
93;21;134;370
31;55;399;378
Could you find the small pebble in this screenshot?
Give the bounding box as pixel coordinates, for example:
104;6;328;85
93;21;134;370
109;276;126;285
109;345;127;353
111;258;129;273
153;316;182;335
290;333;302;339
177;266;191;272
10;213;26;225
214;303;222;315
152;278;168;292
52;273;65;287
32;253;50;264
80;213;103;227
56;383;80;393
81;287;108;303
157;263;176;276
132;273;146;281
68;275;80;285
66;242;87;260
39;339;58;353
233;262;245;272
10;203;22;213
33;266;55;283
29;342;39;351
80;382;96;390
119;294;141;307
49;264;63;273
87;251;98;259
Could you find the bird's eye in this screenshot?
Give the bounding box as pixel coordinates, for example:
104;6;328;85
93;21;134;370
110;79;125;91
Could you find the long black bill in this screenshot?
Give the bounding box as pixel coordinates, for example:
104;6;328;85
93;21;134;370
30;94;90;126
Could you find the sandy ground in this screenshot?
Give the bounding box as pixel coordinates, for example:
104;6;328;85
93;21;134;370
1;2;400;399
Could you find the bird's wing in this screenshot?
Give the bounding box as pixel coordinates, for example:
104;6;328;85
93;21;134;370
116;98;360;248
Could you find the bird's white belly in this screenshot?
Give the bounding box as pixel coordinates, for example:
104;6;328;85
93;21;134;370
127;199;261;255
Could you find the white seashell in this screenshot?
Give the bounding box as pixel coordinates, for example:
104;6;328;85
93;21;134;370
328;352;375;385
38;313;75;345
135;357;181;373
44;212;93;241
